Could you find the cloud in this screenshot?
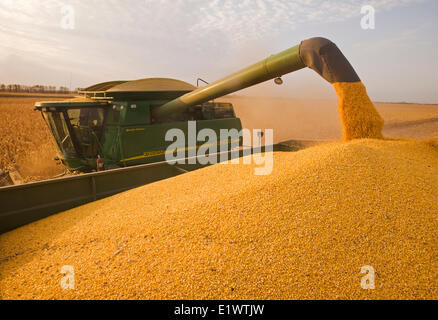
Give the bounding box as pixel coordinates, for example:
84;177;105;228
1;0;425;51
188;0;424;42
0;0;430;91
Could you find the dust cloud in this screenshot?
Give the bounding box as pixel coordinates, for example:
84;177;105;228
16;142;64;182
220;95;342;143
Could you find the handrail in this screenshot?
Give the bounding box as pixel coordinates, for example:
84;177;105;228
196;78;209;87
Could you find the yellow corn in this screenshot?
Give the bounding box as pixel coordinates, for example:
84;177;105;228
333;82;384;140
1;139;437;300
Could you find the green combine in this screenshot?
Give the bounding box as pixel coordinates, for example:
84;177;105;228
35;37;360;172
36;78;242;171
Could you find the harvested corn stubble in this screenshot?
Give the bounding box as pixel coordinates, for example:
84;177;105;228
1;138;437;300
333;82;385;140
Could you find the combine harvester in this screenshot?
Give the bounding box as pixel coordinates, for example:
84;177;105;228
0;37;369;234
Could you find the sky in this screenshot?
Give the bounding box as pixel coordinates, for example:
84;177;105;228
0;0;437;103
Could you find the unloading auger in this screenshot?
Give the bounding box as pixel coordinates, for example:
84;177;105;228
155;37;383;140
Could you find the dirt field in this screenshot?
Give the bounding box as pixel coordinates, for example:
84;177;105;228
1;93;437;183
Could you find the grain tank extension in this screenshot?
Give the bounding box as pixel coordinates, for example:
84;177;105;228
35;37;361;171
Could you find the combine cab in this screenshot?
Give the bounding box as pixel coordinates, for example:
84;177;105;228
36;78;242;171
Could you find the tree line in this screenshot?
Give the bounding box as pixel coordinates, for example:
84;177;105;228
0;84;77;94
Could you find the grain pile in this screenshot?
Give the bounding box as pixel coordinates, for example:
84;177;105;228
1;138;437;300
333;82;384;140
